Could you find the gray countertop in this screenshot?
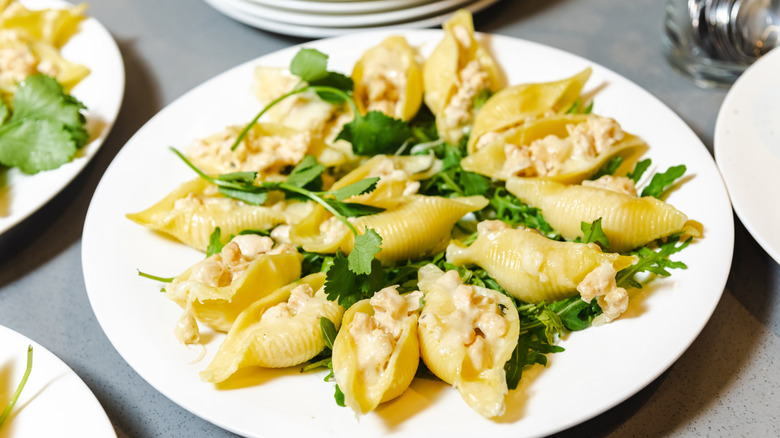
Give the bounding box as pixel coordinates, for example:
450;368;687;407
1;0;778;436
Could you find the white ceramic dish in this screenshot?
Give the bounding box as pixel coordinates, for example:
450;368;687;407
0;0;125;236
714;48;780;264
0;325;116;437
225;0;476;27
203;0;500;38
82;30;734;438
244;0;437;15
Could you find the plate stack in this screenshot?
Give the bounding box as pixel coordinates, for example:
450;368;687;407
203;0;503;39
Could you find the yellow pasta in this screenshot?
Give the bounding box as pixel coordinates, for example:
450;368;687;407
200;273;343;382
417;264;519;418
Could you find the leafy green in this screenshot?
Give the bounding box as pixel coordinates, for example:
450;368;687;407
334;384;346;407
590;156;623;180
319;317;338;350
641;164;686;199
328;177;380;202
627;158;651;184
285;155;326;190
336;110;412;156
0;75;88;174
472;88;493;111
576;218;609;251
206;227;224;257
348;229;383;275
289;48;329;83
616;235;691;289
136;271;174;283
324;251;384;309
0;346;33;428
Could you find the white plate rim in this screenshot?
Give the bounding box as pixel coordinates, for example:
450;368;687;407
221;0;477;27
82;29;734;438
714;48;780;264
203;0;500;38
242;0;438;15
0;324;116;437
0;0;125;237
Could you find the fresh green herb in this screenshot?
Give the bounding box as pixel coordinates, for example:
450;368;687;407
300;251;332;277
472;88;493;111
320;317;338;349
564;97;594;115
616;235;691;289
0;345;33;428
334;384;346;407
576;218;609;251
348;228;382;275
627;158;651;184
641;164;686;199
590;155;623;180
337;110;413;156
206;227;224;257
0;75;88;174
486;187;559;239
137;271;174;283
324;250;384;309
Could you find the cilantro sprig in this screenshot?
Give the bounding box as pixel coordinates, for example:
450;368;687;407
232;48;412;157
0;75;88;174
0;345;33;428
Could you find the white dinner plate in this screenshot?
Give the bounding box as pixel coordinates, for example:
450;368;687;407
0;0;125;237
82;30;734;438
244;0;437;15
714;48;780;264
0;325;116;437
203;0;501;38
224;0;476;27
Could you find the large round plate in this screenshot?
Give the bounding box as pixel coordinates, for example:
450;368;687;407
714;48;780;264
0;325;116;437
244;0;437;15
0;0;125;236
82;30;734;438
203;0;500;38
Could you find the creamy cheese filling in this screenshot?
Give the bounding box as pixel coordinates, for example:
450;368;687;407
348;287;422;384
576;260;629;324
581;175;638;197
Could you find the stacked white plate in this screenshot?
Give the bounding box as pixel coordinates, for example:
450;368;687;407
203;0;503;38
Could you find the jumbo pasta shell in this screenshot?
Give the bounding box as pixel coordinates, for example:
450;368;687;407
200;273;343;383
461;114;647;183
290;195;489;264
423;10;502;144
506;178;690;253
165;251;303;332
352;36;423;121
446;221;636;303
467;68;592;154
126;178;303;252
332;298;420;414
417;264;519;418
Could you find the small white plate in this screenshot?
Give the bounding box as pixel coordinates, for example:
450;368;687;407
244;0;437;15
714;48;780;264
0;0;125;237
0;325;116;437
83;30;734;438
204;0;500;38
224;0;475;27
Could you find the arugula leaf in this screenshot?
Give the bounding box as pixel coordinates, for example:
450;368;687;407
627;158;651;184
487;187;558;239
616;235;691;289
548;296;601;331
577;218;609;251
641;165;686;199
206;227;224;257
590;156;623;180
336;110;412;156
348;229;382;275
334;384;346;407
319;317;338;350
0;346;32;428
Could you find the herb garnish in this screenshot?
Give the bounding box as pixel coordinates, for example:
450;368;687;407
0;345;33;428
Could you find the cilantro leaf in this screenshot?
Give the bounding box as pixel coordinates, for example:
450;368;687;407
289;48;329;83
324;251;383;309
0;119;76;174
348;229;382;275
11;75;88;147
336;110;412;156
329;177;380;202
286;155;325;189
310;73;353;94
216;186;269;205
322;199;385;218
641;164;686;199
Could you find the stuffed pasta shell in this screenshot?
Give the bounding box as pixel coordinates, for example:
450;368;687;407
165;235;302;344
461;113;646;183
417;264;519;418
467;68;592;154
200;273;344;383
352;36;423;121
446;221;636;320
290;194;488;264
506;176;693;253
126;178;313;252
423;10;502;144
332;286;423;414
